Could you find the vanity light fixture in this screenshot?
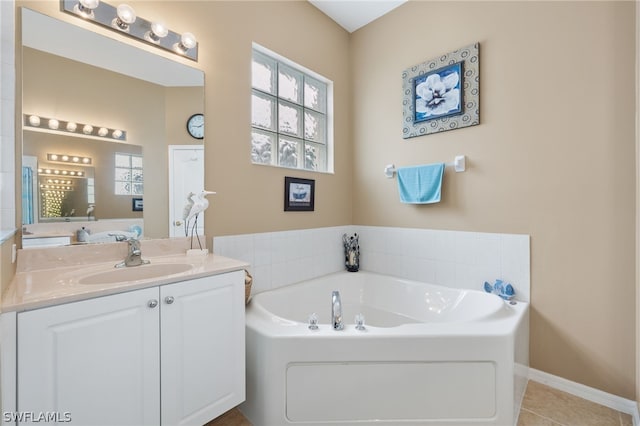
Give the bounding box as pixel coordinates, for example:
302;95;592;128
47;153;92;165
61;0;199;61
24;114;127;142
38;168;85;177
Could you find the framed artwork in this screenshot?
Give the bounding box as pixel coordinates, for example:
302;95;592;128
284;177;315;212
132;198;143;212
413;61;463;123
402;42;479;138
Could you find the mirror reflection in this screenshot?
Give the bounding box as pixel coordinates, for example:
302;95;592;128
20;8;205;245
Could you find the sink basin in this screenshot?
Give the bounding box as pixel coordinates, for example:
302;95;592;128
79;263;193;285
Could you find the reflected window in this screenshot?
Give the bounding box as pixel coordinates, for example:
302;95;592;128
115;153;144;195
251;45;333;173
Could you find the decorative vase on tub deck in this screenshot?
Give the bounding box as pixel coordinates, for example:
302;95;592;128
342;233;359;272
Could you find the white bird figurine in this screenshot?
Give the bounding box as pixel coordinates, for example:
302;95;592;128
181;192;195;236
186;190;216;224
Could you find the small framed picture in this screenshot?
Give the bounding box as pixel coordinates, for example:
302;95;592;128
132;198;143;212
284;177;315;212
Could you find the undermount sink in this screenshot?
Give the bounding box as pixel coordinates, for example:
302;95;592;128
78;263;194;285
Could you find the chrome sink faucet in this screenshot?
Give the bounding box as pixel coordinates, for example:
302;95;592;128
111;234;150;268
332;290;344;330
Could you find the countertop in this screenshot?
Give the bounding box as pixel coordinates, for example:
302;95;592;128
2;238;249;313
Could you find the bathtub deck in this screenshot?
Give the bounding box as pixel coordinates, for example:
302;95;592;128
205;381;632;426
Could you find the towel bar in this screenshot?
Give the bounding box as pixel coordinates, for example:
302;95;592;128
384;155;466;178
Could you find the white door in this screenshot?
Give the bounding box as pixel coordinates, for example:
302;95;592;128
17;288;160;426
160;271;246;425
168;145;204;238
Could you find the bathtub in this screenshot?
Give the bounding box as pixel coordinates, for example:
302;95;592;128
242;271;529;426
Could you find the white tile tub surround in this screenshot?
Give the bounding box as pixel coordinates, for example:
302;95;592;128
355;226;531;302
213;226;350;294
214;226;530;302
0;0;16;242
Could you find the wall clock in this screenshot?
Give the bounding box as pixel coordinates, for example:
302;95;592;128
186;113;204;139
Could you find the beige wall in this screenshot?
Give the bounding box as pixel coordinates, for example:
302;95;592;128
351;1;635;398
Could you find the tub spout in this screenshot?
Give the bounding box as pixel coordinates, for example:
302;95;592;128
332;290;344;330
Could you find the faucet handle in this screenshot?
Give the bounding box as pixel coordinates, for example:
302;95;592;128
308;313;319;330
108;233;129;242
355;313;366;331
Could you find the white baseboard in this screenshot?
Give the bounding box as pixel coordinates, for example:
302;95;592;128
528;368;640;425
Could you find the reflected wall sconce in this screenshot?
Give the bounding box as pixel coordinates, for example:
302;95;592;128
47;153;92;165
24;114;126;142
61;0;199;61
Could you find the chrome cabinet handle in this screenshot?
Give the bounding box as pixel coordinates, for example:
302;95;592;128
148;299;158;308
165;296;175;305
174;220;183;226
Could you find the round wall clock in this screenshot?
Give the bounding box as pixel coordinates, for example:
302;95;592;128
186;113;204;139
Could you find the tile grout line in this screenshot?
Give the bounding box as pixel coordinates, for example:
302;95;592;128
520;407;567;426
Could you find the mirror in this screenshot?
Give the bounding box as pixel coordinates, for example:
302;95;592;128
20;8;204;243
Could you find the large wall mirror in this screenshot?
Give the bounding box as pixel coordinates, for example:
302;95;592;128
20;8;204;244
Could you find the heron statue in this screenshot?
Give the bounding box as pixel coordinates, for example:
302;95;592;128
184;190;216;249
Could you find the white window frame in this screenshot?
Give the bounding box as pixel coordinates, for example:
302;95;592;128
251;43;334;174
114;152;144;196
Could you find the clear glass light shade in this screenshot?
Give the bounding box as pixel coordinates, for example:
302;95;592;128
151;21;168;38
28;115;40;126
177;33;198;53
48;119;59;130
66;122;77;132
112;129;123;139
79;0;100;9
83;124;93;134
116;4;136;24
98;127;109;137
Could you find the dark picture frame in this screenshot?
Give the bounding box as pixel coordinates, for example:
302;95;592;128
284;177;315;212
132;198;143;212
413;61;463;123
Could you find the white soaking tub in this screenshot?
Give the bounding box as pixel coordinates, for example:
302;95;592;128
242;271;529;426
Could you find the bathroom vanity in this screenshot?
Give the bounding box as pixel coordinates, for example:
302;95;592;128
0;239;248;426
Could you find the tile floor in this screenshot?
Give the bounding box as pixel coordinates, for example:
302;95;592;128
205;380;634;426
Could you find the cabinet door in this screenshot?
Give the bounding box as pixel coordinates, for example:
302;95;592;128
18;288;160;426
160;271;245;425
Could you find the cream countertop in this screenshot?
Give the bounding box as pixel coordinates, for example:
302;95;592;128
2;237;249;312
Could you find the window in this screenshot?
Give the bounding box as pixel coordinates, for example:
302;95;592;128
251;45;332;172
114;153;143;195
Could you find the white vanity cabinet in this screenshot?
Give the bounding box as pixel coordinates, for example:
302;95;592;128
14;270;245;426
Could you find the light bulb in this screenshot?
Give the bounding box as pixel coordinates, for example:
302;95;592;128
66;122;77;132
28;115;41;126
112;129;123;139
175;32;197;53
113;4;136;31
98;127;108;137
83;124;93;135
72;157;80;163
48;119;59;130
75;0;99;18
145;21;168;44
49;154;58;161
82;158;91;164
61;155;69;161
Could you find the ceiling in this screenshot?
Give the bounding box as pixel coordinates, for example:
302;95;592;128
308;0;407;33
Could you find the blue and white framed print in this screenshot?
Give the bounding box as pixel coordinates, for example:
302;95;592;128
402;42;479;138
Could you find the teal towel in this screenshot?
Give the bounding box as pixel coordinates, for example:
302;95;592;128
397;163;445;204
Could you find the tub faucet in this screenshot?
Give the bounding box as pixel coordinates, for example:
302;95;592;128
332;290;344;330
111;235;150;268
